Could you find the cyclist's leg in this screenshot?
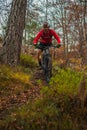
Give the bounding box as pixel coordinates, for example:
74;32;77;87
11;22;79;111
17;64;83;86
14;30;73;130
37;43;44;66
37;49;42;66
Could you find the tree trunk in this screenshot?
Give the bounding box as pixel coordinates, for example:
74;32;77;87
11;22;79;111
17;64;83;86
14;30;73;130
0;0;27;65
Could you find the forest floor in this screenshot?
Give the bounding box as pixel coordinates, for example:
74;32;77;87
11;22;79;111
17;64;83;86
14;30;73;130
0;66;47;119
0;59;87;129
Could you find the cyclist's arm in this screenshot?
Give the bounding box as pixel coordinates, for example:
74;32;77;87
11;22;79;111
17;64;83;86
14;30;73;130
51;30;61;44
33;31;42;44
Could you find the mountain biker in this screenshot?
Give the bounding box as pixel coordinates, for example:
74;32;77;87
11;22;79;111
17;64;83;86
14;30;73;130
33;22;61;66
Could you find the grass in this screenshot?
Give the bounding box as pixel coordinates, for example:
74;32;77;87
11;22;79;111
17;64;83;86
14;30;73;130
0;64;32;91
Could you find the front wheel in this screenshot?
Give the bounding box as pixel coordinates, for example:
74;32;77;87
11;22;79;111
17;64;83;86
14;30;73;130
45;55;52;83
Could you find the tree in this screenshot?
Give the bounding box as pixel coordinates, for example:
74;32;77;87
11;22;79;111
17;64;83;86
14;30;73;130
0;0;27;65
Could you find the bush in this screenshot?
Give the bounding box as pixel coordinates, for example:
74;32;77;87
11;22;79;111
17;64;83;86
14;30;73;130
50;68;83;95
20;54;37;68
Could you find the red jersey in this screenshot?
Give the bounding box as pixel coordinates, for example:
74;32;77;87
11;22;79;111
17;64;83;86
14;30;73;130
33;29;61;44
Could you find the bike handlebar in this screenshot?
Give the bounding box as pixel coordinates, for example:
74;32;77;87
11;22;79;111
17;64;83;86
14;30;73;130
34;44;61;49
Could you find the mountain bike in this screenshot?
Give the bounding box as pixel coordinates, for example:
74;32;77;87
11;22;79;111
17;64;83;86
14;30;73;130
35;44;61;83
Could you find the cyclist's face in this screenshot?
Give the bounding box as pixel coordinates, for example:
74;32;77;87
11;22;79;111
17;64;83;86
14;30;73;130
43;27;49;32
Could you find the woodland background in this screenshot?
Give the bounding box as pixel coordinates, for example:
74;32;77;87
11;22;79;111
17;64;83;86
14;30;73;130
0;0;87;66
0;0;87;130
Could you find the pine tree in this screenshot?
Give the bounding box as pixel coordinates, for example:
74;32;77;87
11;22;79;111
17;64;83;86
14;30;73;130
0;0;27;65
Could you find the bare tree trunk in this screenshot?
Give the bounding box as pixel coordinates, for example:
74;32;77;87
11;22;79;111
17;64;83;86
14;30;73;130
60;4;66;59
84;0;87;41
0;0;27;65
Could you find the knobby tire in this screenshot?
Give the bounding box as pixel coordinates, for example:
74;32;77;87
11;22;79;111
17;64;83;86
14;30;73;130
44;54;52;83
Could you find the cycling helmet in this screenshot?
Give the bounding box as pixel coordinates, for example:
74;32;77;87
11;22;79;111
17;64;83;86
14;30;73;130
43;22;50;28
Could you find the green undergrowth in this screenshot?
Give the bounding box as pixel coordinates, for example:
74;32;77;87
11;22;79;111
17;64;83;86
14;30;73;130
0;59;87;130
20;54;37;68
0;54;37;93
50;67;84;95
0;65;31;91
1;84;87;130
